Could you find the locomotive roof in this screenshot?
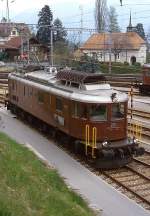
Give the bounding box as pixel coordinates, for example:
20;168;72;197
9;69;128;103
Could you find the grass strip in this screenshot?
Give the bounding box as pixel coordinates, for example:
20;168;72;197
0;132;95;216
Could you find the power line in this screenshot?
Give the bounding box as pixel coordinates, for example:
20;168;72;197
60;9;94;20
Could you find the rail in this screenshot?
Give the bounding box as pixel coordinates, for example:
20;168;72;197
103;160;150;207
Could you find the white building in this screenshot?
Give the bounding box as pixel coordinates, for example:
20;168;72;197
80;31;146;65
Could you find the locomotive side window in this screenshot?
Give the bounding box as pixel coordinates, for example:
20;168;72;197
12;81;17;91
89;104;107;121
29;88;33;96
146;71;150;76
38;91;44;103
72;102;87;119
111;103;124;120
12;81;15;90
24;86;26;96
56;97;63;112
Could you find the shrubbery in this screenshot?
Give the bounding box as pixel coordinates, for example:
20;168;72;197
124;61;129;66
134;62;141;67
70;58;142;74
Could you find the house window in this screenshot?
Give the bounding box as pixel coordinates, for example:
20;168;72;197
117;53;120;59
92;52;97;59
56;97;63;112
12;30;16;35
31;47;34;52
98;52;103;59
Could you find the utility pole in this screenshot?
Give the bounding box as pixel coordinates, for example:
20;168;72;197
21;33;23;58
6;0;9;22
2;0;15;22
79;5;83;45
50;27;54;66
108;32;112;74
27;35;30;64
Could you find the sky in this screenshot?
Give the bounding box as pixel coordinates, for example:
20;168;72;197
0;0;150;34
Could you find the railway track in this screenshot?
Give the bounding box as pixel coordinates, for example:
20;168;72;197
128;109;150;119
59;140;150;210
106;73;141;88
102;151;150;210
128;109;150;139
108;154;150;208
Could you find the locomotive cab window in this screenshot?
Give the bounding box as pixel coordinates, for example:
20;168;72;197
56;97;63;112
89;104;107;121
72;102;87;119
111;103;125;120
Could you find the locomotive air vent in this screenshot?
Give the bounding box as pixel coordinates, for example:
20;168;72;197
56;70;106;87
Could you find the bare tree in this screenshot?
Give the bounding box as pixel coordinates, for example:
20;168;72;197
147;27;150;42
95;0;109;33
111;40;122;62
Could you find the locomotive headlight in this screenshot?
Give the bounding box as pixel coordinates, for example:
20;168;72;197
102;141;108;147
133;138;138;144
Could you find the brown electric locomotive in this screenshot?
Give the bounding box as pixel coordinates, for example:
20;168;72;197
7;67;144;168
139;64;150;95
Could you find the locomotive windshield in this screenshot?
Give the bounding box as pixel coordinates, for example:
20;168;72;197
89;105;107;121
111;103;125;120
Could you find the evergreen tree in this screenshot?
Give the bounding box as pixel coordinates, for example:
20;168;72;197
108;6;120;32
53;18;67;42
147;26;150;43
78;54;99;73
36;5;53;45
53;18;68;58
135;23;145;40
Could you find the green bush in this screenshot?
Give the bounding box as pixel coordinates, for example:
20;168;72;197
99;63;141;74
134;62;141;67
112;62;123;66
124;61;129;66
70;59;142;74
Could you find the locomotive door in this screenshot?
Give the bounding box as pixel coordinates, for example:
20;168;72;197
53;97;69;134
